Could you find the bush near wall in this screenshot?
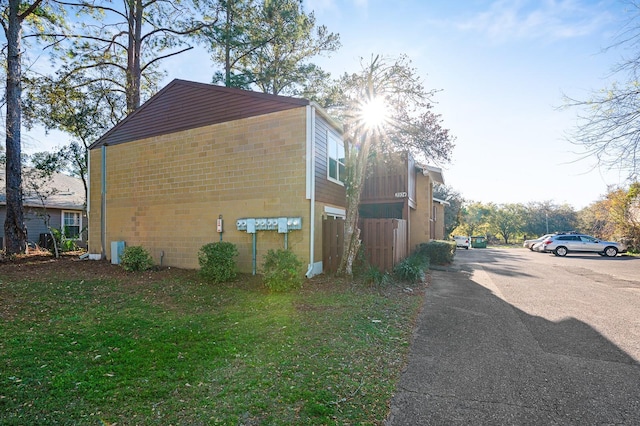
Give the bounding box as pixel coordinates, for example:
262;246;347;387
393;253;429;284
198;242;238;283
262;249;304;292
416;240;456;266
120;246;154;272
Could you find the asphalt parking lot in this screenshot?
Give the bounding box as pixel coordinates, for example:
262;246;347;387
386;248;640;425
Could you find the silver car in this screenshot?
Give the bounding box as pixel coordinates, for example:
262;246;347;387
542;233;626;257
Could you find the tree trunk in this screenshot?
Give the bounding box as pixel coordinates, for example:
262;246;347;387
4;0;28;255
337;131;373;276
224;1;233;86
126;0;143;113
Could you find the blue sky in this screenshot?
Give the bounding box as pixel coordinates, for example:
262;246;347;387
297;0;631;209
23;0;633;209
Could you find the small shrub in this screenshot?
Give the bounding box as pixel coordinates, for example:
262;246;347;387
198;242;238;283
417;240;455;265
120;246;154;272
60;239;78;252
262;249;304;292
360;265;392;287
393;253;429;284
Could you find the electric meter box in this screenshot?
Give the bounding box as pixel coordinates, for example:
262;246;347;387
246;218;256;234
278;217;289;233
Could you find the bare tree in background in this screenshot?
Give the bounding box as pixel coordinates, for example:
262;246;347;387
564;1;640;181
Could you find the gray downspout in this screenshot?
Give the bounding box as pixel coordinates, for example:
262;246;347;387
101;146;106;259
306;106;316;278
252;233;257;275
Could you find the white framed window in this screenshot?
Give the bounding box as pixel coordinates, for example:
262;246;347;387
62;211;82;240
324;206;346;219
327;131;345;185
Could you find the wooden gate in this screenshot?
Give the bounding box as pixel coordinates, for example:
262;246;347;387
360;219;407;272
322;217;344;274
322;217;407;273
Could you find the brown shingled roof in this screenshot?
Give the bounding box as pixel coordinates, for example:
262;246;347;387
89;79;311;149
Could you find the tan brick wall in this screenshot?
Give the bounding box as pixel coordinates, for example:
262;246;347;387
89;108;315;272
434;203;446;240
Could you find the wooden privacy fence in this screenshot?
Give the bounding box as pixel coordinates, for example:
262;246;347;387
322;217;345;274
322;217;407;273
360;219;407;272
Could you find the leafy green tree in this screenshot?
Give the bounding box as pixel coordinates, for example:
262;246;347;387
50;0;214;114
203;0;261;89
522;201;552;237
548;203;579;233
24;76;123;199
1;0;66;255
203;0;340;97
456;201;491;237
329;55;455;275
488;203;526;245
24;0;214;208
521;201;577;238
578;199;610;237
434;184;464;238
579;183;640;250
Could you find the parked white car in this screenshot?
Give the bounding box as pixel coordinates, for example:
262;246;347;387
523;234;555;250
454;235;470;250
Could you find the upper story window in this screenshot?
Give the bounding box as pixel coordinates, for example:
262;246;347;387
62;211;82;240
327;131;345;185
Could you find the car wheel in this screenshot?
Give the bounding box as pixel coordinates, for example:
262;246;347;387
554;246;568;257
604;246;618;257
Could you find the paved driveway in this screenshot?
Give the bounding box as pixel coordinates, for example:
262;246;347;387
386;248;640;425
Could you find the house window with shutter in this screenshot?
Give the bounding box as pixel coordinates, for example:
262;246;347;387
327;131;345;185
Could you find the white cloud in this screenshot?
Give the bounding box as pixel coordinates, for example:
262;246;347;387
456;0;616;43
303;0;337;13
303;0;369;14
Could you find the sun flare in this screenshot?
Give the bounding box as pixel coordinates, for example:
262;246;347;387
359;97;388;131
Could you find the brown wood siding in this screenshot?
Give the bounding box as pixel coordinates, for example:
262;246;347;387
361;154;407;203
314;114;346;207
91;79;310;148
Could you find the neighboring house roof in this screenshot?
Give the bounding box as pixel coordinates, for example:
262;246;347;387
89;79;325;149
0;167;85;210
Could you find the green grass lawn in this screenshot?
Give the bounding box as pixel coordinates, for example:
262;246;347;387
0;260;424;425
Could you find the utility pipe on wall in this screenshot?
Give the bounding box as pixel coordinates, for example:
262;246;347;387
101;146;107;259
306;106;316;278
252;233;257;275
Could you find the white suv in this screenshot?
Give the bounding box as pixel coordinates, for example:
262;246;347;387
542;233;626;257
